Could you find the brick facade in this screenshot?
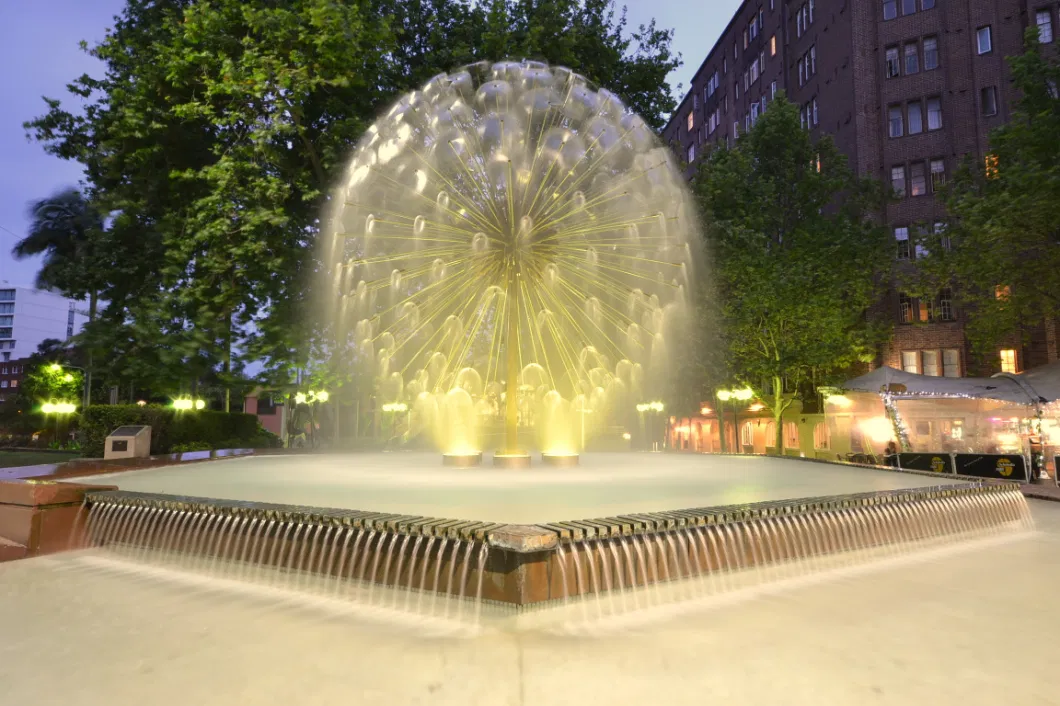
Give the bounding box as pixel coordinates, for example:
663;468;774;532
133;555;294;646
664;0;1060;377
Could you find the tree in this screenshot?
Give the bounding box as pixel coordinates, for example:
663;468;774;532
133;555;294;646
911;30;1060;364
13;188;115;407
25;0;682;404
694;97;892;450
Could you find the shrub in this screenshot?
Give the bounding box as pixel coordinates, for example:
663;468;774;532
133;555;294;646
171;441;212;453
79;405;269;457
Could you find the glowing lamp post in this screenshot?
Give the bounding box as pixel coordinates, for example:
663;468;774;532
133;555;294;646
381;402;410;447
172;398;206;411
716;388;754;453
41;400;77;446
636;401;665;451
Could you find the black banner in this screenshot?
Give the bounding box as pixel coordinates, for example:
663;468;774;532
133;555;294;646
897;453;954;474
1055;456;1060;487
953;453;1028;482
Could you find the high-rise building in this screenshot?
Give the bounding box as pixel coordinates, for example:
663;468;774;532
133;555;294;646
0;285;88;362
662;0;1059;377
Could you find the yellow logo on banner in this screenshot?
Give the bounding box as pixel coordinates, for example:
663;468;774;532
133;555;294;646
997;458;1015;477
931;457;946;473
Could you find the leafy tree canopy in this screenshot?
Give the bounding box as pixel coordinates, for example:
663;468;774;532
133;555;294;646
25;0;681;401
693;96;892;448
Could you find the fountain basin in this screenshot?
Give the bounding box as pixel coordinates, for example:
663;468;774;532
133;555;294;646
492;453;532;469
442;453;483;468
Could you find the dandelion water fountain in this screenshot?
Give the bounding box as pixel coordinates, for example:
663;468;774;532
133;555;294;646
319;60;699;467
1;63;1036;645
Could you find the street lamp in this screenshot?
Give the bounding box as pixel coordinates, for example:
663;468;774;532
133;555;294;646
47;363;88;410
41;400;77;447
381;402;410;443
172;398;206;411
636;401;665;451
716;387;754;453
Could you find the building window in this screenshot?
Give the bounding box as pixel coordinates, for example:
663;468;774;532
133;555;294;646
770;34;777;56
977;26;992;54
908;100;923;134
985;153;1000;179
809;45;816;76
813;422;830;449
0;329;11;339
771;80;778;98
930;159;946;191
922;0;935;8
883;0;897;20
0;304;12;314
891;165;906;197
999;349;1018;374
901;351;919;373
888;105;904;137
934;222;951;250
886;47;900;78
694;94;699;111
9;380;16;389
812;97;818;126
784;422;800;449
943;349;960;377
687;144;695;163
899;294;913;322
926;97;942;130
981;86;998;116
909;162;927;197
687;112;694;131
995;284;1011;301
938;288;955;321
923;36;939;70
0;290;14;302
1038;9;1054;44
922;350;940;376
904;43;920;75
896;227;911;260
917;298;934;322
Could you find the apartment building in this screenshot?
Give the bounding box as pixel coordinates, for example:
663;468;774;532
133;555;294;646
663;0;1060;377
0;285;88;362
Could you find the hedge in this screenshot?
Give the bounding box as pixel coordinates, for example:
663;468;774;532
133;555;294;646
80;405;277;458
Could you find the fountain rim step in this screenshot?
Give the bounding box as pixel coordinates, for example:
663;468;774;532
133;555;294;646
81;479;1019;551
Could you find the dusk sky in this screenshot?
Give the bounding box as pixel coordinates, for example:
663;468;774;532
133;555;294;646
0;0;740;289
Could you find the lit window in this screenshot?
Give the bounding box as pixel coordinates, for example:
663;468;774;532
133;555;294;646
771;34;777;56
784;422;800;449
985;153;1000;179
891;165;906;197
910;161;927;196
943;349;960;377
938;288;955;321
895;227;911;260
908;100;923;134
981;86;998;116
999;349;1018;374
977;26;992;54
0;381;6;389
924;36;939;70
687;111;694;131
927;97;942;130
9;380;16;389
888;105;904;137
886;47;900;78
923;350;940;376
740;421;755;447
883;0;897;20
918;298;933;322
813;422;830;450
687;144;695;163
904;43;919;74
995;284;1011;300
1038;10;1054;44
930;159;946;191
901;351;919;373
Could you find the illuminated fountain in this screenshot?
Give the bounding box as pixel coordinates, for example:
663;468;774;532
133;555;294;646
320;60;699;465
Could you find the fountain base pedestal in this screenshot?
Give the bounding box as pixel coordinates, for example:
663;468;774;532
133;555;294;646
442;452;483;468
541;453;579;468
493;452;532;469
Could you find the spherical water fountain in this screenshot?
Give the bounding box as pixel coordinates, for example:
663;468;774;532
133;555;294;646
321;60;700;465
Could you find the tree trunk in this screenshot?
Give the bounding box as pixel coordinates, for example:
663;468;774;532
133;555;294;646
84;290;98;410
772;376;787;454
223;310;232;413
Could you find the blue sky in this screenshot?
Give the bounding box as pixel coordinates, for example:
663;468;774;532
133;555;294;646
0;0;739;288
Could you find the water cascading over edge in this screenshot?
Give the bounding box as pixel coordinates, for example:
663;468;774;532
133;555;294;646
319;60;701;456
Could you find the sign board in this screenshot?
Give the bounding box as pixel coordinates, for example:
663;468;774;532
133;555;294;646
1055;456;1060;487
110;425;148;437
897;453;954;474
110;440;128;452
953;453;1028;483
